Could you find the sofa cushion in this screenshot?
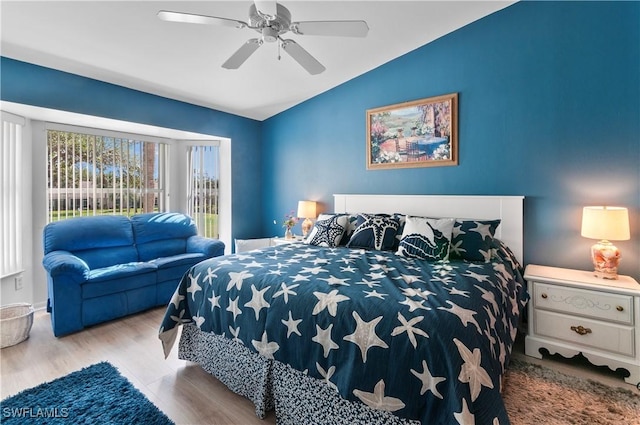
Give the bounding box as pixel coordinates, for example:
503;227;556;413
131;212;197;243
43;215;134;254
137;238;188;262
75;246;139;271
84;263;157;298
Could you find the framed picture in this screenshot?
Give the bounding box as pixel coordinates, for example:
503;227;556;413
366;93;458;169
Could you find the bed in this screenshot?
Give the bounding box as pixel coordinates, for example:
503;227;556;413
159;194;528;425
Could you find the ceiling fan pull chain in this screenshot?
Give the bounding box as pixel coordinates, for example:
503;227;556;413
278;40;281;61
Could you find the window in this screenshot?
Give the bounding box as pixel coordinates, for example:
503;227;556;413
46;126;168;222
0;112;25;278
187;144;220;239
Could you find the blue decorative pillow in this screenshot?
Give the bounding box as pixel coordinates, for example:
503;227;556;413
305;214;348;247
346;214;400;251
396;216;455;261
449;219;501;262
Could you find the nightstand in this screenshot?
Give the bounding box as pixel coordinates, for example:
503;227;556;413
524;264;640;386
272;236;305;246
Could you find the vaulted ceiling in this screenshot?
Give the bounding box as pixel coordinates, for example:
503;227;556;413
1;1;514;120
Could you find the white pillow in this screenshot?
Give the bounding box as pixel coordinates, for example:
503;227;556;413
396;216;455;261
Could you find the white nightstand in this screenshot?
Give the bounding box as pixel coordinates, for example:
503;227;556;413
272;236;305;246
524;264;640;387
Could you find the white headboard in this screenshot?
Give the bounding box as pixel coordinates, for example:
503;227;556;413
334;194;524;264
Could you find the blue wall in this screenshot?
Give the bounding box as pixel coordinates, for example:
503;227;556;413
262;1;640;279
0;57;263;242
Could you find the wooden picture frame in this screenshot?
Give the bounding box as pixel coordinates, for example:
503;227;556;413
366;93;458;169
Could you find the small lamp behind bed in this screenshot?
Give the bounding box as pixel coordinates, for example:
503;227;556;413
297;200;317;238
581;206;630;280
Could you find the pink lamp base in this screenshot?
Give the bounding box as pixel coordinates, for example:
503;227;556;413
590;240;621;280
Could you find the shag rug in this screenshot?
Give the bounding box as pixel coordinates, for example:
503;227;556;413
503;358;640;425
0;362;174;424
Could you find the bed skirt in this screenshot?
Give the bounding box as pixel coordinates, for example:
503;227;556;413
178;324;418;425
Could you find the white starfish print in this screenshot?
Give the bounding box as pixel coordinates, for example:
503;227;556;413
401;287;435;300
170;309;190;324
454;338;494;401
474;284;499;314
217;259;233;266
463;270;490;283
234;254;253;261
366;271;386;280
353;379;405;412
242;260;265;268
281;311;302;338
447;287;471;298
453;398;475;425
391;312;429;348
244;284;271;320
469;222;494;240
268;269;284;276
312;323;339;357
228;325;240;342
316;363;337;391
312;258;330;265
187;272;202;300
438;301;482;334
203;266;220;285
192;313;205;328
410;360;446;399
226;296;242;321
319;275;350;286
301;266;328;275
291;274;311;282
273;282;299;304
343;311;388;362
312;290;350;317
394;274;424;284
399;297;431;312
355;279;380;288
364;290;387;299
370;263;396;273
340;265;357;273
226;270;254;291
208;291;221;310
170;293;185;310
252;331;279;359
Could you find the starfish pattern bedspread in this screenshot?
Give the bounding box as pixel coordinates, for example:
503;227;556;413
159;243;528;424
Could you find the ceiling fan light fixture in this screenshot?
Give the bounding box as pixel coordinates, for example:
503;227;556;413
261;27;279;43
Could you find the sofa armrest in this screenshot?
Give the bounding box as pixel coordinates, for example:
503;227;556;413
42;250;90;283
186;236;225;257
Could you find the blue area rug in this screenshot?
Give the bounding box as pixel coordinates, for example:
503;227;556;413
1;362;174;424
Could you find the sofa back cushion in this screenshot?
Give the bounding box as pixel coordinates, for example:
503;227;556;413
131;212;198;261
43;215;138;269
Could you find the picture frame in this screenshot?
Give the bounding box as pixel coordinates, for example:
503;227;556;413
366;93;458;169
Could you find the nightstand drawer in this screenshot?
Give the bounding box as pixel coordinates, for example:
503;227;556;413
535;310;635;357
532;282;633;325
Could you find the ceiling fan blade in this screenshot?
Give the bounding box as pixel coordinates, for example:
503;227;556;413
222;39;263;69
292;20;369;37
281;40;326;75
157;10;247;29
253;0;277;20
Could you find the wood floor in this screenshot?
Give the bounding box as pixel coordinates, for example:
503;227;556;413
1;307;634;424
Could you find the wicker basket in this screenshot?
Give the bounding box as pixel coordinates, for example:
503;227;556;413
1;303;34;348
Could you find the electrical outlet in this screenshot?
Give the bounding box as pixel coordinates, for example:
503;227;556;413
15;276;23;291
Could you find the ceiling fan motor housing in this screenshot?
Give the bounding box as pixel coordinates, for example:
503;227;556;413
249;3;291;42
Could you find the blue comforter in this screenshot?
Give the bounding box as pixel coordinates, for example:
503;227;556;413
160;242;528;424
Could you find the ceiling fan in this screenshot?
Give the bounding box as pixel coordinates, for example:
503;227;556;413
157;0;369;75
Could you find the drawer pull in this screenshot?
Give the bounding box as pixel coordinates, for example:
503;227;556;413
541;293;548;299
616;306;624;312
570;325;592;336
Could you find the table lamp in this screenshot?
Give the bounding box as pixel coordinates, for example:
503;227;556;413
297;200;317;238
581;206;630;279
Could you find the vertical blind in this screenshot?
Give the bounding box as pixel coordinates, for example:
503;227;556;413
46;128;167;222
0;112;25;278
187;144;220;239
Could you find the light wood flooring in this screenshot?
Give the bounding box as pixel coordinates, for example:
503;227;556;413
1;308;636;424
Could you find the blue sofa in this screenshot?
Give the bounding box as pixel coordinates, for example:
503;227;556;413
42;212;225;337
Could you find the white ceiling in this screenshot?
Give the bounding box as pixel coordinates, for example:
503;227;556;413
1;1;514;121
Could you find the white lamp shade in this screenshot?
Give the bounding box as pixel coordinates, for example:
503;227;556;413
297;201;317;219
581;206;630;241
